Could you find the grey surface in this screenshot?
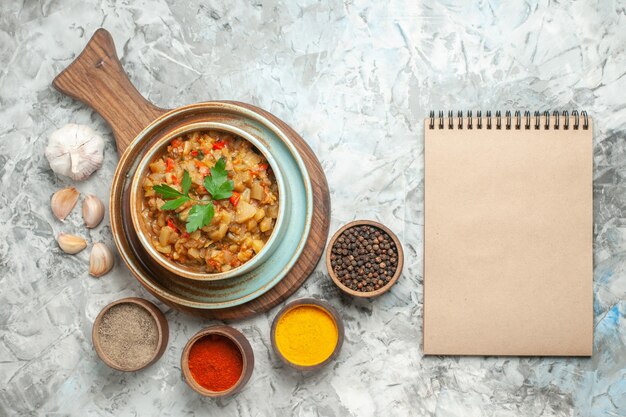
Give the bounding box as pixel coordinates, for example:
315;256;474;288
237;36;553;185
1;0;625;416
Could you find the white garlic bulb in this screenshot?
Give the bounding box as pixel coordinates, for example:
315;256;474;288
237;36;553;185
45;124;104;181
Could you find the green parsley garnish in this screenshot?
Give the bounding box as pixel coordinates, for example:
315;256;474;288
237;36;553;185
203;157;234;200
186;202;215;233
153;157;234;233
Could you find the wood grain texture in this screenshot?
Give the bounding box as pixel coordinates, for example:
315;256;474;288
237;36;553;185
211;102;331;319
52;28;167;154
53;28;331;320
109;102;331;320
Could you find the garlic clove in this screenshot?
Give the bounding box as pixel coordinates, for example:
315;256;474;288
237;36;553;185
57;233;87;254
82;195;105;228
51;187;80;221
45;124;104;181
89;243;114;277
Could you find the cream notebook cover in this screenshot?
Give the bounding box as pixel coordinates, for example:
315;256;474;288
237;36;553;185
423;111;593;356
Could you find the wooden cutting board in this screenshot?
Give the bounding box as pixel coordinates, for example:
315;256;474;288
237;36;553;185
53;28;330;320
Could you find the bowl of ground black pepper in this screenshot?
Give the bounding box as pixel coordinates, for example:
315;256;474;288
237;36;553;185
92;297;169;372
326;220;404;298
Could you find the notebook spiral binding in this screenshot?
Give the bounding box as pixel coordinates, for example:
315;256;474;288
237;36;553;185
428;110;589;130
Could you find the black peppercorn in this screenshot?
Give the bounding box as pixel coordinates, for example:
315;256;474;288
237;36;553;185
330;224;399;293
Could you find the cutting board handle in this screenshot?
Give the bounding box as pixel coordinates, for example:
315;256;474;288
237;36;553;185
52;28;169;155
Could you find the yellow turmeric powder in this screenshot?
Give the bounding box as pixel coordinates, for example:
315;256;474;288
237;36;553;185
274;305;338;366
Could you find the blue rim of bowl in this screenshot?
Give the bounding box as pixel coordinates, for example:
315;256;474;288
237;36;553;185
110;102;314;309
130;121;288;281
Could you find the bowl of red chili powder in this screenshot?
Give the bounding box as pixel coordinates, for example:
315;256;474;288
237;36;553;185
181;325;254;397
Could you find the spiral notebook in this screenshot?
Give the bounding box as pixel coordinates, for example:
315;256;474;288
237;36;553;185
424;111;593;356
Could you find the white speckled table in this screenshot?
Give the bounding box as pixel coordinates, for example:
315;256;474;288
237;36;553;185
1;1;625;416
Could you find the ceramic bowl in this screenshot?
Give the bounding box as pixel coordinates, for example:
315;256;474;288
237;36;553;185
270;298;344;371
92;297;169;372
181;325;254;397
326;220;404;298
52;29;326;318
111;103;315;313
129;122;288;281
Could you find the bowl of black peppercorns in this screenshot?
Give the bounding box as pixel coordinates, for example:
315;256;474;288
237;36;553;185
326;220;404;298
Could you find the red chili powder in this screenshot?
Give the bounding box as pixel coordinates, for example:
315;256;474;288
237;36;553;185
188;334;243;392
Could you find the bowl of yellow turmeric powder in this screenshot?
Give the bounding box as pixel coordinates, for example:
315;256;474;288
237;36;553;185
270;298;344;371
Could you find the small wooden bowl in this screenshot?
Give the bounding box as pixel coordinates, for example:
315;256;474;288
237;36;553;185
270;298;344;371
92;297;169;372
181;325;254;397
325;220;404;298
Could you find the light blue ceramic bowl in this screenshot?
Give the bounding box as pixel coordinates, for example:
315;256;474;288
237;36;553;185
112;102;313;310
130;121;289;281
